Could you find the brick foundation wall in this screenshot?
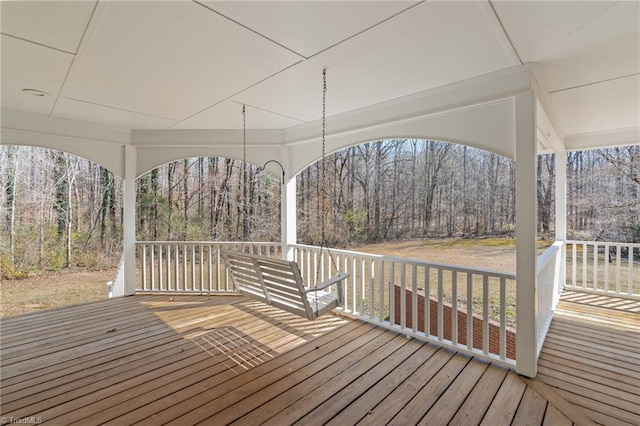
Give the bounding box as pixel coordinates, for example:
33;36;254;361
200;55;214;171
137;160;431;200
393;284;516;359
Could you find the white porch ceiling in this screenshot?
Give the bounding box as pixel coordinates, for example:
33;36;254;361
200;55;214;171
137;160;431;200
1;0;638;150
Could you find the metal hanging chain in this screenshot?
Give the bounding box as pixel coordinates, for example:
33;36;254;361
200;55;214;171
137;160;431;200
243;104;247;175
314;69;340;315
241;105;247;250
321;69;327;250
321;70;340;274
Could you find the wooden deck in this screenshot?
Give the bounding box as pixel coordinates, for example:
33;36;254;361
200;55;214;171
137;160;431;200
0;291;637;425
533;291;640;426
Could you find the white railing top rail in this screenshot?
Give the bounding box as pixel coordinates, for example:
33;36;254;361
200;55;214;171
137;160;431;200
137;241;281;245
292;243;516;280
537;241;564;270
566;240;640;247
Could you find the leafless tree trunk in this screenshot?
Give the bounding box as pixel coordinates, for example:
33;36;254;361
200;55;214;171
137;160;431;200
4;146;18;266
537;154;555;236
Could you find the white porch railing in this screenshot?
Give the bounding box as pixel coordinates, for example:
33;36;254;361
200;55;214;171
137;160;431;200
136;242;281;293
566;240;639;299
291;244;517;366
135;240;624;371
107;254;125;298
536;241;564;356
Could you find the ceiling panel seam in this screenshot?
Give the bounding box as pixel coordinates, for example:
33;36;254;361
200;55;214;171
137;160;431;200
63;97;178;122
487;0;523;65
48;56;77;118
72;0;100;55
167;60;304;129
0;33;75;56
192;0;306;59
228;100;306;124
548;73;640;94
530;1;618;62
303;1;425;60
49;1;110;121
45;0;98;117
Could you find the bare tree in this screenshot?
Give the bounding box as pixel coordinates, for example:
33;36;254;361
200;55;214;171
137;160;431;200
2;143;638;278
537;154;555;236
3;146;18;266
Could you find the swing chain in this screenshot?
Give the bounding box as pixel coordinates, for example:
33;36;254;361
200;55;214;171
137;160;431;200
321;69;327;248
313;69;341;315
321;70;340;274
241;105;247;251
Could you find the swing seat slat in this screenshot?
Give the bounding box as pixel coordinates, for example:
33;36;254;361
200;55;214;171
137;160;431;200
221;249;348;321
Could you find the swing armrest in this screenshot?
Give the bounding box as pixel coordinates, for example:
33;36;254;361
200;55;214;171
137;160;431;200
305;273;350;292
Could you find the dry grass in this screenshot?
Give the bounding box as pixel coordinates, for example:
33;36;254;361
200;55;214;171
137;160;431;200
0;269;116;317
1;238;553;319
353;238;517;272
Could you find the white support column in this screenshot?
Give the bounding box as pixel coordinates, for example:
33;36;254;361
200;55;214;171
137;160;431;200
515;92;538;378
555;151;567;242
280;147;297;260
555;150;567;290
281;176;297;261
123;144;137;295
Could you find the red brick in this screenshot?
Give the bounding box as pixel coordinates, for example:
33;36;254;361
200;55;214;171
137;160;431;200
393;284;516;359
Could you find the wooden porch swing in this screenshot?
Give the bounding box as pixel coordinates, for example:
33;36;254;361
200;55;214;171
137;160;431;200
221;69;349;321
220;249;346;321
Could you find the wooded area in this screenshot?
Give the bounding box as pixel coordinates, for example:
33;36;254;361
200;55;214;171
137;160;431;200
1;141;638;278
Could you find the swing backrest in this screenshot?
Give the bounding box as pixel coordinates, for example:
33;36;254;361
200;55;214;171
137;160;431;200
254;254;314;318
220;249;342;320
220;250;271;305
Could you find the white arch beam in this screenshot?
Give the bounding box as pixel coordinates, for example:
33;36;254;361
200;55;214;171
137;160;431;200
135;145;283;178
0;109;129;176
286;99;516;177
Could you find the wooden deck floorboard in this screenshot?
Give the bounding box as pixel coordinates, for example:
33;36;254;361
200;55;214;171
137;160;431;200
1;290;637;425
532;290;640;426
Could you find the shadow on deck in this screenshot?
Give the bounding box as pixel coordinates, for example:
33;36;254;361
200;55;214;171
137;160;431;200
1;291;637;425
